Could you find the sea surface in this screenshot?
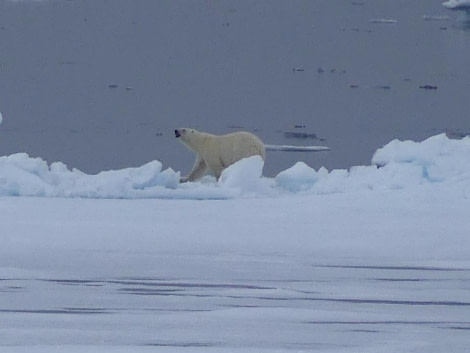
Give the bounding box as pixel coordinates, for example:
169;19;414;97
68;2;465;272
0;0;469;176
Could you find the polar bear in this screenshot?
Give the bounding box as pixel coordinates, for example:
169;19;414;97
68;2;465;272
175;128;266;182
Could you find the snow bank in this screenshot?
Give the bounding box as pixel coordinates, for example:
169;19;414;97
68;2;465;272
0;154;179;198
277;134;470;194
372;133;470;182
0;134;469;199
218;156;275;196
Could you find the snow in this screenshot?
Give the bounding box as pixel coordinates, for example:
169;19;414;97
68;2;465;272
1;133;469;199
1;134;470;352
0;155;180;198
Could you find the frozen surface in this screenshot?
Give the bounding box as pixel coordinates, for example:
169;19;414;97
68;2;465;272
1;133;469;199
1;135;470;352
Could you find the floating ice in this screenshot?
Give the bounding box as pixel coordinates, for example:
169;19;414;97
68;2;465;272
422;15;450;21
0;134;469;199
218;155;274;196
368;18;398;24
442;0;470;22
442;0;470;10
265;144;330;152
0;154;179;198
372;133;470;182
275;162;323;192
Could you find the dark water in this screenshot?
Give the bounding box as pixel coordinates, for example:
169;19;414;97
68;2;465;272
0;0;469;176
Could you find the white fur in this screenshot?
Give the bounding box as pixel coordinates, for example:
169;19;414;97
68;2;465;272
175;128;266;182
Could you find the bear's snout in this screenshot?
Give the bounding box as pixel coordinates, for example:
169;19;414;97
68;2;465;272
174;129;181;138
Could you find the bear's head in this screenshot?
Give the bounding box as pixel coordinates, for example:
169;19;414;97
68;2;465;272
174;128;197;139
175;128;203;152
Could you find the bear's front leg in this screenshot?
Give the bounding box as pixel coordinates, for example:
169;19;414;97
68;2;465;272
181;155;208;182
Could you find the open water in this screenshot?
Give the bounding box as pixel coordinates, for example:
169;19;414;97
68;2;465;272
0;0;469;176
